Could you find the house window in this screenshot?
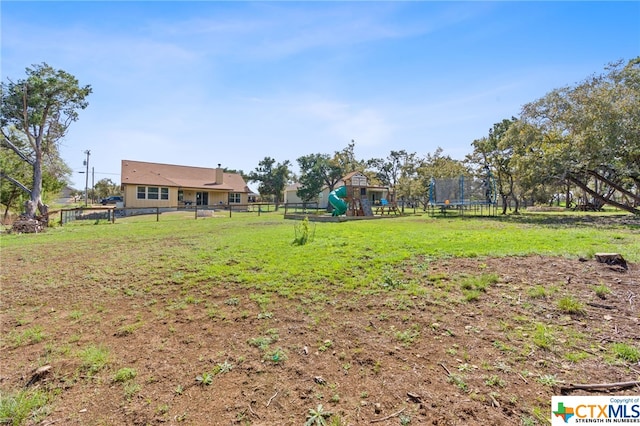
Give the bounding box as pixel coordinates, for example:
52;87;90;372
136;186;170;200
148;187;159;200
228;193;241;203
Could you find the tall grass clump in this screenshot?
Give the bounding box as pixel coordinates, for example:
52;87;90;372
0;389;49;425
293;216;315;246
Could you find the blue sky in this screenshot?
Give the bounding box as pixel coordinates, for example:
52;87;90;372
2;1;639;189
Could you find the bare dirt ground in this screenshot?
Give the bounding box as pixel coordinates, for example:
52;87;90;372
1;255;638;425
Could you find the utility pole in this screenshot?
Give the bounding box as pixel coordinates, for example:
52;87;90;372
92;167;95;204
83;150;90;206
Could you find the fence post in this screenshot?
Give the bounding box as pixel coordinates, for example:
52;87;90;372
60;210;64;226
228;203;232;218
194;205;197;220
156;207;159;222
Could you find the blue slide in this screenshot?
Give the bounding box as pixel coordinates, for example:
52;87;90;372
328;185;348;216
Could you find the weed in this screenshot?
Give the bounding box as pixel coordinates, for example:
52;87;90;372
611;342;640;363
257;311;273;319
537;374;558;387
526;285;547;298
463;289;482;302
318;340;333;352
124;382;141;400
115;322;143;337
225;297;240;306
557;296;585;314
265;347;287;364
0;388;49;425
69;310;83;320
492;340;512;353
532;323;554;350
593;284;611;299
248;330;278;351
484;374;506;387
113;367;137;382
293;216;315;246
448;374;468;392
305;404;332;426
174;385;184;395
78;344;109;375
520;415;537;426
399;414;412;425
380;273;403;290
217;361;233;373
11;325;45;347
395;326;420;346
565;351;590;363
196;372;213;386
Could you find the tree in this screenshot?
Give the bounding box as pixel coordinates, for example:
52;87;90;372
520;58;640;214
469;118;522;214
248;157;291;210
296;153;342;204
333;140;365;175
93;178;120;200
368;150;418;206
1;63;91;218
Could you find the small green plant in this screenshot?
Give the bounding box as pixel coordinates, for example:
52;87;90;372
224;297;240;306
265;347;287;363
611;342;640;363
0;388;49;425
113;367;137;382
12;326;45;347
484;374;506;387
565;351;590;363
395;326;420;346
248;330;278;351
532;323;554;350
217;360;233;373
593;284;611;299
399;414;412;425
448;374;468;392
305;404;332;426
78;344;109;375
293;216;315;246
124;382;141;400
557;296;585;314
318;340;333;352
196;372;213;386
537;374;558;387
526;285;547;298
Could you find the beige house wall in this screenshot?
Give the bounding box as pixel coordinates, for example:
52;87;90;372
124;185;247;208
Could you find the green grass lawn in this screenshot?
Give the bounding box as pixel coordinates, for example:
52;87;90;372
2;211;637;298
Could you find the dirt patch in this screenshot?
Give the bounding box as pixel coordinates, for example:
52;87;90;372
1;255;638;425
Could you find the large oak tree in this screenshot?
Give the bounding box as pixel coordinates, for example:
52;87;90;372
1;63;91;218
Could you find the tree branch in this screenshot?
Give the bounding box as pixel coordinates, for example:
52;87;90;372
561;380;640;393
0;171;32;195
1;131;35;166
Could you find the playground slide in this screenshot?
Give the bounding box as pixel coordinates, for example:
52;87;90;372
328;185;348;216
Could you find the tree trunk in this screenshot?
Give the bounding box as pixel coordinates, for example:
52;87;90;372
567;175;640;215
500;194;508;215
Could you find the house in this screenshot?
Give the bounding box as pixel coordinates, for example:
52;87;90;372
284;171;390;209
121;160;251;208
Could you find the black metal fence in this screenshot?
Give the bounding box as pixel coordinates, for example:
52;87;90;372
57;203;279;225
